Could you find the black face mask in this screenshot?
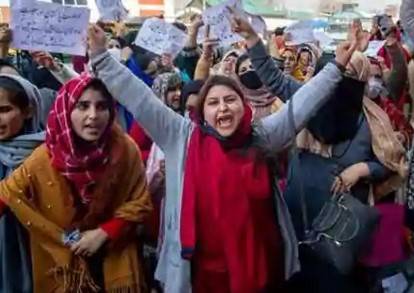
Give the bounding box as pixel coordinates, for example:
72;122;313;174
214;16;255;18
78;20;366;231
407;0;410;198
307;77;366;145
239;71;263;90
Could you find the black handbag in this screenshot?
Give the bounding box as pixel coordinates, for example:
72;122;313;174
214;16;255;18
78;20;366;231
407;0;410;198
287;94;380;275
298;190;380;275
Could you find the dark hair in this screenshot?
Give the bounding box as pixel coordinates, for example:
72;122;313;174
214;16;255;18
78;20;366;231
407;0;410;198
235;54;250;76
110;36;126;48
274;27;285;36
0;59;19;75
297;47;312;63
84;79;113;101
181;79;204;105
6;90;29;112
124;30;138;47
0;76;29;111
196;75;245;116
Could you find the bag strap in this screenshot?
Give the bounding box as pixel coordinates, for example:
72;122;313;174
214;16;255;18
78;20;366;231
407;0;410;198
287;97;310;233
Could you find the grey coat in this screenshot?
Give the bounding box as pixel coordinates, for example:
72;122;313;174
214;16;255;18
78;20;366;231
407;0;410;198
91;51;343;292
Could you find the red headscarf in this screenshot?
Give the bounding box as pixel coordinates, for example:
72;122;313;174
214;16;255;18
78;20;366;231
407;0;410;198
181;95;283;291
46;74;115;203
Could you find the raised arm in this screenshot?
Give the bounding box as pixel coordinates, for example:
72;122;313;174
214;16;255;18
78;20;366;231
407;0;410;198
247;40;302;101
228;9;301;101
256;41;357;151
382;35;408;101
31;51;79;85
256;62;342;151
88;25;190;149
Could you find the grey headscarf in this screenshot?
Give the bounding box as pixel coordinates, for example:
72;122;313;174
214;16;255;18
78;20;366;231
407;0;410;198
152;72;183;113
0;74;46;293
0;74;45;175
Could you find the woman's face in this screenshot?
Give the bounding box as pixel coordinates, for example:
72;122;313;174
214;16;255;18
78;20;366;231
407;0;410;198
203;85;245;137
70;88;111;143
237;58;254;75
222;55;237;74
186;93;199;111
299;51;311;67
166;87;181;111
0;88;30;140
282;50;297;74
107;39;121;50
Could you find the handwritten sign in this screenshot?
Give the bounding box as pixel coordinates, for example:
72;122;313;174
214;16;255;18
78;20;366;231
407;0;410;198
10;0;90;56
364;41;385;57
95;0;128;21
199;0;266;46
134;18;188;57
201;3;242;46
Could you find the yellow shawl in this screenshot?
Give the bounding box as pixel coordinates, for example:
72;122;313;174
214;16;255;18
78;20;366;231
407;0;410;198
0;127;152;292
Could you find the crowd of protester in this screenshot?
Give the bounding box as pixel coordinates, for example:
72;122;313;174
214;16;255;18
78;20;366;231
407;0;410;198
1;1;414;292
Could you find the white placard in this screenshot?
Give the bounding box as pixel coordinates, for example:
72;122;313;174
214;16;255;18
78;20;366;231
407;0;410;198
364;40;386;57
198;0;266;46
10;0;90;56
95;0;128;22
201;3;242;46
285;20;317;46
134;18;187;57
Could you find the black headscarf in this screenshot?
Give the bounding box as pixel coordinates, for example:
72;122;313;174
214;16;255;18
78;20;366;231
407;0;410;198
306;54;366;145
181;80;204;106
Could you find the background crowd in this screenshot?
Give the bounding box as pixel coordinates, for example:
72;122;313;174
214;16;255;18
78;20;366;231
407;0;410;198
1;0;414;292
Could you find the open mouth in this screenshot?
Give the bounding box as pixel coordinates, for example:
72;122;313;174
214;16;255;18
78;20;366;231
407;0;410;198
84;125;100;132
217;115;233;128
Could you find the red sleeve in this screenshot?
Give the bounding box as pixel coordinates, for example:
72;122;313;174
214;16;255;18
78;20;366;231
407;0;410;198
0;198;6;215
100;218;129;240
128;122;153;164
381;98;414;146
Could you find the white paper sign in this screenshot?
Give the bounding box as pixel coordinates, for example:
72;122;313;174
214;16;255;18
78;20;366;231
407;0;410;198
199;0;266;46
10;0;90;56
284;21;317;46
201;3;242;46
365;40;386;57
95;0;128;22
134;18;187;57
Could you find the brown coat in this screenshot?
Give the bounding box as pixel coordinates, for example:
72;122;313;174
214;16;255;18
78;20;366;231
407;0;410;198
0;129;152;292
